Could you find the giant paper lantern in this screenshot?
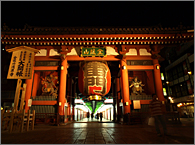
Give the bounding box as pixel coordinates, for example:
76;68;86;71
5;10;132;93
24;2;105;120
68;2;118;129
78;61;111;100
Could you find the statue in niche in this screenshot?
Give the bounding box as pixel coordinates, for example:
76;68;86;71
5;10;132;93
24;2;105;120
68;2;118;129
41;74;59;98
129;76;145;95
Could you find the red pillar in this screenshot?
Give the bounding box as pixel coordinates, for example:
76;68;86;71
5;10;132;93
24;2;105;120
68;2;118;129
24;63;35;113
31;72;39;97
58;57;67;116
153;59;165;101
120;59;131;114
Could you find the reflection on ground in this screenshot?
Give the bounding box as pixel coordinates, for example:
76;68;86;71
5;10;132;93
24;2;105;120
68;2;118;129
69;117;117;128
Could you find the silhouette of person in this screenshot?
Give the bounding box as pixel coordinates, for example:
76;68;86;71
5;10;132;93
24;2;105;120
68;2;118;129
100;112;103;122
149;94;167;136
91;113;94;120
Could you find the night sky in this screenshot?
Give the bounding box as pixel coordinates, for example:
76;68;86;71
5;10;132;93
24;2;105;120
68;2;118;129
1;1;194;28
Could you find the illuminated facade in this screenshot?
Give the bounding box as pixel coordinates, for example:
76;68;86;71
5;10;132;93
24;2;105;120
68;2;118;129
1;24;194;123
160;40;194;118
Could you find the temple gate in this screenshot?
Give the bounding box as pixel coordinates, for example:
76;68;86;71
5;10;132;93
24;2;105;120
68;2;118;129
1;25;194;124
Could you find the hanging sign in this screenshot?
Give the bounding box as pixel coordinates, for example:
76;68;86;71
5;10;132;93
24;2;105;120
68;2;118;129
133;100;141;109
81;47;106;57
7;46;38;79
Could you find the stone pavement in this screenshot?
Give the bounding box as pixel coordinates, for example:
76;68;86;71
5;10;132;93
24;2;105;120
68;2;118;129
1;118;194;144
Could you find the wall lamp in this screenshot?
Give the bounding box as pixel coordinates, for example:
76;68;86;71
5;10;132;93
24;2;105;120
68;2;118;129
166;81;169;84
156;65;159;69
188;71;192;75
122;65;126;70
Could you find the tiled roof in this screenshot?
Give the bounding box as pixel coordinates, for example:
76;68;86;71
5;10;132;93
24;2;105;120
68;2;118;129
1;24;194;35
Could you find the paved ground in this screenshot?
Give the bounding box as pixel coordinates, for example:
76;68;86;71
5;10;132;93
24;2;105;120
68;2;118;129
1;118;194;144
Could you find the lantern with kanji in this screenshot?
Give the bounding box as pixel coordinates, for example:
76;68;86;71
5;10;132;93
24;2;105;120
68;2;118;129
78;61;111;100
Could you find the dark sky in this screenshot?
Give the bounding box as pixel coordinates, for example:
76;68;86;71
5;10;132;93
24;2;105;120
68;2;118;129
1;1;194;28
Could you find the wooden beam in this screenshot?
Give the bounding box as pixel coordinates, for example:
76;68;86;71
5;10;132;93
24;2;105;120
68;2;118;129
140;100;152;104
67;55;120;61
32;101;57;105
35;56;60;61
125;56;153;60
127;65;154;70
34;66;59;71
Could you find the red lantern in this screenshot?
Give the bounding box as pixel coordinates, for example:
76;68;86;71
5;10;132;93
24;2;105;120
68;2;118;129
78;61;111;100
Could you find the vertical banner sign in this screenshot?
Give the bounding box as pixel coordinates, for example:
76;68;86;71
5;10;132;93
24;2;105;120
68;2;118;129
7;46;37;79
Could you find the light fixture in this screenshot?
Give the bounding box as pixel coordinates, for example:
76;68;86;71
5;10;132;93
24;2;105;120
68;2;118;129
59;102;61;106
166;81;169;84
156;65;159;69
122;65;126;70
188;71;192;75
61;66;64;70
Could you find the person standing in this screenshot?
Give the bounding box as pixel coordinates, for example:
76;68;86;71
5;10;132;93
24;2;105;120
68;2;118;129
91;112;94;120
87;112;89;121
97;113;99;121
149;94;167;136
100;112;103;122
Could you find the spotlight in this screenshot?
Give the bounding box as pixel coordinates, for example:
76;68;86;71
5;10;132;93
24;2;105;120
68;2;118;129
188;71;192;75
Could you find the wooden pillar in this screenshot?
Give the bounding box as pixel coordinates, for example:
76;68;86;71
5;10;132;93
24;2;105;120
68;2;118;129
25;65;35;113
58;57;67;116
14;79;22;111
153;59;165;101
120;59;130;114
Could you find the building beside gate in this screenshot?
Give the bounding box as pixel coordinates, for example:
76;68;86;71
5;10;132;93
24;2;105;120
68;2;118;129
159;40;194;118
1;24;194;123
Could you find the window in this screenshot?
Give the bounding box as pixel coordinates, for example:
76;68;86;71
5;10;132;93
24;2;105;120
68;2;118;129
167;70;173;81
175;85;181;97
177;64;184;78
172;68;178;80
169;88;173;96
163;88;167;96
161;73;164;80
180;82;188;96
